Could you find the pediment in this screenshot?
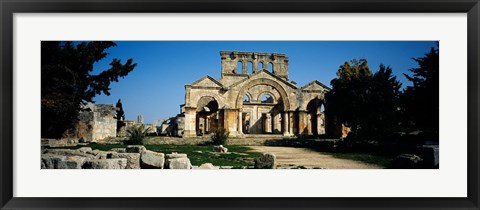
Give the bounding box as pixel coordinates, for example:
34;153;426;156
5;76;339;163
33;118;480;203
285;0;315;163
248;70;298;89
191;75;223;88
301;80;331;91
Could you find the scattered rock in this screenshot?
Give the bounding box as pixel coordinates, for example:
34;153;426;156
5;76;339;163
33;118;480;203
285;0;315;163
87;150;116;159
41;154;87;169
82;158;127;169
111;148;127;153
46;149;95;159
77;147;93;153
254;153;276;169
140;150;165;169
58;156;87;169
212;145;228;153
198;163;219;169
126;145;146;153
165;153;192;169
166;157;192;169
41;154;66;169
112;153;141;169
165;153;187;159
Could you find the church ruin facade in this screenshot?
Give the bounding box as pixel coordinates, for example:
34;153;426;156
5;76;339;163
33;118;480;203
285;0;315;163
179;51;334;138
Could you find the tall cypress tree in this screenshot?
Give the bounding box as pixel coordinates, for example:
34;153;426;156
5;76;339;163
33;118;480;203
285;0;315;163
402;46;439;133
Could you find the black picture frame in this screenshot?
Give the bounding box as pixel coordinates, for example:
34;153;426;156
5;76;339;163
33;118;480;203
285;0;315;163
1;0;479;209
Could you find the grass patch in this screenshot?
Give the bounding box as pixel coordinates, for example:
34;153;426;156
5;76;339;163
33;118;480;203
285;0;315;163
48;143;262;168
144;145;262;167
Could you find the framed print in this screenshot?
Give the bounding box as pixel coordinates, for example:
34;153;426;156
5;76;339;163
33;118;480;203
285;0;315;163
1;0;479;209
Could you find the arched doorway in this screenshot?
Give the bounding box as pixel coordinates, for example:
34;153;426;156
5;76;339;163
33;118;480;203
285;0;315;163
306;98;326;136
235;78;291;135
196;96;219;136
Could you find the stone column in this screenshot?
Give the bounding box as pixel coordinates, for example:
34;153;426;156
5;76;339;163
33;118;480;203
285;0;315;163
238;111;243;134
298;110;308;135
283;112;289;136
317;113;325;135
183;107;197;138
223;108;239;136
265;114;272;133
288;111;294;135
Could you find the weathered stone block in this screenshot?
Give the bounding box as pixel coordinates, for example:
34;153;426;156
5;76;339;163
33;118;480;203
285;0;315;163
112;153;140;169
46;149;96;160
57;156;87;169
41;154;66;169
111;148;127;153
140;150;165;169
254;153;276;169
198;163;219;169
126;145;146;153
83;158;127;169
165;153;187;159
48;138;77;147
164;153;192;169
166;157;192;169
77;147;93;153
41;154;87;169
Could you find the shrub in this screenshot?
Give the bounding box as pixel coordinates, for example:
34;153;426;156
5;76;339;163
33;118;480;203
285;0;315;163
125;124;150;145
211;128;229;145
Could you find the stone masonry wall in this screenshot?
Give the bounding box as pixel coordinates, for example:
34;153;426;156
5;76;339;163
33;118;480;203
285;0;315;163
77;103;117;142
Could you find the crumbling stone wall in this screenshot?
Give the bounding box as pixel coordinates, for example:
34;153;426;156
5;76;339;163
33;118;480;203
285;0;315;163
77;103;117;142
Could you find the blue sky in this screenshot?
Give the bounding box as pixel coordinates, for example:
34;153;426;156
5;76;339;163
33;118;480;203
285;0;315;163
92;41;437;123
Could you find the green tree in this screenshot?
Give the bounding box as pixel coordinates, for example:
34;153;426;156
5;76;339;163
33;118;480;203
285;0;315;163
326;59;402;142
326;59;373;139
402;46;439;133
41;41;137;138
362;65;402;140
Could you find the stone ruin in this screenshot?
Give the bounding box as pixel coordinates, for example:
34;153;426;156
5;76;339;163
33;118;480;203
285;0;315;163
42;146;278;169
154;51;351;139
76;103;117;142
41;145;193;169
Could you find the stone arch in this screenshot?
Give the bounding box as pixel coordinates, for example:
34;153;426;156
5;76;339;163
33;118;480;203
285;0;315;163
236;60;243;74
247;61;254;74
192;93;225;109
243;92;252;102
268;62;274;73
235;78;290;110
306;97;326;136
258;91;276;103
196;96;219;111
195;96;220;136
301;94;325;110
258;61;264;71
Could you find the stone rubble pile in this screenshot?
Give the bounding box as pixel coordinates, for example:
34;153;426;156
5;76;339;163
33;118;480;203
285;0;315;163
42;146;282;170
41;146;189;170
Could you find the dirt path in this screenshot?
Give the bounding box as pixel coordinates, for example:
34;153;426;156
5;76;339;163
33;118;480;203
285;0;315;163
248;146;383;169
